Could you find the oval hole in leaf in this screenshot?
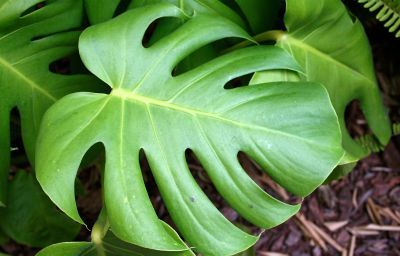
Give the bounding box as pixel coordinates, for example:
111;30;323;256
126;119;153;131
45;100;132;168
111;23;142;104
49;58;72;75
76;143;105;230
224;73;255;89
172;38;234;77
185;149;243;223
141;149;173;224
345;99;370;139
10;108;29;170
49;53;97;76
345;100;384;153
20;1;47;18
142;17;185;48
238;152;302;206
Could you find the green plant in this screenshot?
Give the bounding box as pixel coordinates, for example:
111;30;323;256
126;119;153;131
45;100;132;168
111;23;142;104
356;0;400;37
0;0;393;255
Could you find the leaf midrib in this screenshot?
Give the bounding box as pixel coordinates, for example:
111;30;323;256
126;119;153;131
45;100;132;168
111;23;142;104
280;35;375;88
0;56;57;101
111;89;329;148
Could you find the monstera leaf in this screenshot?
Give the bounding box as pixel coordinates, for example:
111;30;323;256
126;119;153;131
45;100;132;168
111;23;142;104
36;4;343;255
0;171;80;247
37;210;193;256
0;0;98;205
255;0;391;162
130;0;246;73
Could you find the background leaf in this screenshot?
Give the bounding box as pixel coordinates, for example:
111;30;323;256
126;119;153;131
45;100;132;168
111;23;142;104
257;0;391;162
0;229;8;246
36;4;343;255
0;171;81;247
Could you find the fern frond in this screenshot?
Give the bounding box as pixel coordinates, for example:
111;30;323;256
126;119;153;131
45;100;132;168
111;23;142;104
355;134;385;153
393;122;400;135
357;0;400;37
356;123;400;153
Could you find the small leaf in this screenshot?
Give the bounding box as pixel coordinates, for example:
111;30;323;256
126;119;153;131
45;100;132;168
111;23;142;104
0;171;81;247
37;3;343;255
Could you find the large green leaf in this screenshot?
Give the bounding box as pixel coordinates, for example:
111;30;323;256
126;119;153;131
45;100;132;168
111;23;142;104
0;171;80;247
0;0;98;205
36;4;343;255
254;0;391;162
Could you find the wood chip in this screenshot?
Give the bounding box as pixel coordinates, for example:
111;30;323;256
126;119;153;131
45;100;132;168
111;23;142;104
380;208;400;224
295;214;328;251
324;221;349;232
366;198;383;225
348;224;400;237
348;228;380;236
361;224;400;232
258;253;289;256
370;167;392;172
348;235;356;256
308;221;345;252
352;187;358;208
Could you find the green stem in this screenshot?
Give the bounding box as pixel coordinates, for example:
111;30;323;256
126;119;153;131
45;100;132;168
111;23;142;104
91;208;109;256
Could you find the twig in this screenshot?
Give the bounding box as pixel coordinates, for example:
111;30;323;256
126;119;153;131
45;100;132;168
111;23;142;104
324;221;349;232
308;221;345;252
348;236;356;256
295;214;328;251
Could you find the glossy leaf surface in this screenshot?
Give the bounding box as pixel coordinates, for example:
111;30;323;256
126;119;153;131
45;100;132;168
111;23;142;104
270;0;391;161
36;4;343;255
0;0;97;205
